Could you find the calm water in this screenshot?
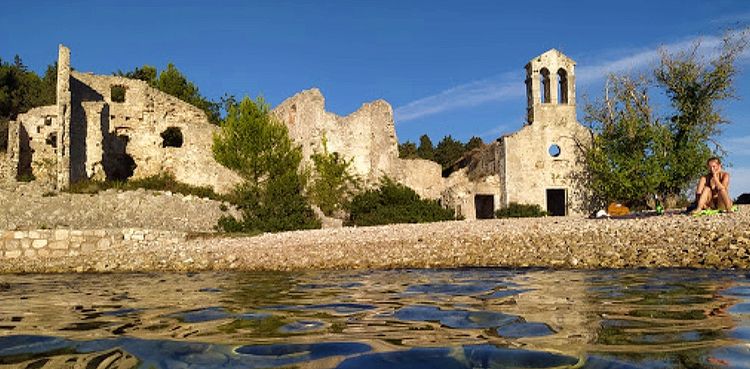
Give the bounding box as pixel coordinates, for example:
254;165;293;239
2;269;750;368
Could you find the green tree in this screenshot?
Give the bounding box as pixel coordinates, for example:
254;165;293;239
398;140;418;159
584;75;670;207
654;34;747;200
309;137;360;216
116;65;157;84
213;96;320;232
434;135;466;169
416;134;435;161
584;31;747;207
465;136;484;151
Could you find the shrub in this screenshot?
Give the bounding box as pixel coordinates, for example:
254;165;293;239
308;138;360;216
65;173;221;200
347;177;457;226
495;203;548;218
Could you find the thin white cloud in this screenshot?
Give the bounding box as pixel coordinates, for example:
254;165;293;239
576;36;722;84
394;72;521;122
724;135;750;157
395;31;747;123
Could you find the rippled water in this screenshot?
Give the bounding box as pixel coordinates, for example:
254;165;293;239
2;269;750;368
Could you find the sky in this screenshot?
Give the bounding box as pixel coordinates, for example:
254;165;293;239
2;0;750;197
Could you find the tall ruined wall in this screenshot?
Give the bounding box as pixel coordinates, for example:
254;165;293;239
57;44;72;188
502;118;590;215
68;72;240;193
14;106;60;188
272;88;443;197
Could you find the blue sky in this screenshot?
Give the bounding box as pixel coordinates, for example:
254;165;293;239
2;0;750;197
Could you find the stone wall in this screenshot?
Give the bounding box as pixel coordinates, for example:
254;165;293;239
0;228;186;262
273;89;443;194
13;106;59;187
392;158;444;199
3;45;241;194
0;185;234;232
502;119;591;215
68;71;241;193
0;153;13;184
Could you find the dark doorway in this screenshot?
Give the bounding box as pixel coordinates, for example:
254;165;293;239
102;134;136;181
546;189;566;216
17;124;33;180
475;194;495;219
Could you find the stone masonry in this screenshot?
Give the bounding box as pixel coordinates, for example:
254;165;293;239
443;49;592;219
2;45;241;193
0;46;593;220
272;88;444;199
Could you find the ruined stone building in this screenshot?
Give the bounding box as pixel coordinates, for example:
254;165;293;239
1;45;240;193
0;45;589;220
272;89;444;199
442;49;591;218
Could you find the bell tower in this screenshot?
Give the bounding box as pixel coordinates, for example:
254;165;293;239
524;49;577;125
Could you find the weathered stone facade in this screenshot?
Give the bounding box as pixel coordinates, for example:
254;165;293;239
272;88;444;199
1;45;240;193
444;49;592;219
0;46;591;220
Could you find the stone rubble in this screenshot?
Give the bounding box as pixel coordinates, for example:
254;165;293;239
1;205;748;273
0;183;234;232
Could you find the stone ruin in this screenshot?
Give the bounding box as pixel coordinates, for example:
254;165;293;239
1;45;240;193
0;45;591;220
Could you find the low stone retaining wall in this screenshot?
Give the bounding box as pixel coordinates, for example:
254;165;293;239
0;228;187;260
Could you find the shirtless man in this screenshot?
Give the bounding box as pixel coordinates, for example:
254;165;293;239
692;157;733;214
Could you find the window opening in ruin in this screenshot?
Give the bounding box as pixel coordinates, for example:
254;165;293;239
161;127;184;148
46;132;57;148
474;194;495;219
111;85;126;103
539;68;551;103
548;144;561;158
557;69;568;104
546;189;566;216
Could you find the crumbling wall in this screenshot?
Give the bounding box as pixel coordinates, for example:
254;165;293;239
14;106;59;188
0;121;15;184
441;168;502;220
68;72;240;193
392;158;444;199
273;89;396;184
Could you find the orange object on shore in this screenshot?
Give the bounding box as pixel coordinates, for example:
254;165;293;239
607;202;630;217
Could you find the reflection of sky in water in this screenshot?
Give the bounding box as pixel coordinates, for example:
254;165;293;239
1;269;750;368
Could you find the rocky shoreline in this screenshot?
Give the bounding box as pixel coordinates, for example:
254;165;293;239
1;205;749;273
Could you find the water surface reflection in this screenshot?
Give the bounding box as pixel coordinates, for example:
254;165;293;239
0;269;748;368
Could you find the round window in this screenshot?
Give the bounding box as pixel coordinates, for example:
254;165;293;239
548;144;561;158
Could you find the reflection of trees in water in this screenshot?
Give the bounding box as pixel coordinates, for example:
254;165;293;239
590;273;737;368
226;272;297;308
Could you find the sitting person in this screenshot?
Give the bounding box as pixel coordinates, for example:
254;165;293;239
692;157;733;214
